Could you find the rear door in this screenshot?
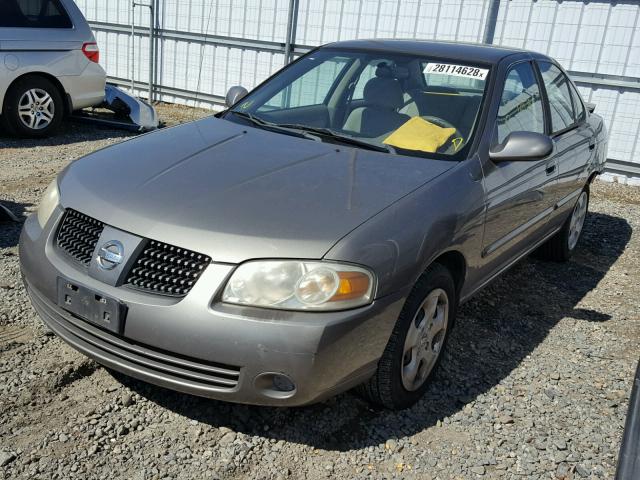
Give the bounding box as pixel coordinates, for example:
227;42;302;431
481;60;557;262
536;60;594;229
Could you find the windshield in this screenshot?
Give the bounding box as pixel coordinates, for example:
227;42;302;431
226;48;491;159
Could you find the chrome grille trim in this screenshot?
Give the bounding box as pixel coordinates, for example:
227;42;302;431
55;209;210;297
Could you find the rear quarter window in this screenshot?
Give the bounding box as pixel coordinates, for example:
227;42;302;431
0;0;73;28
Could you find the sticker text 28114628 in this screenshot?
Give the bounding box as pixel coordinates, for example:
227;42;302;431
424;63;489;80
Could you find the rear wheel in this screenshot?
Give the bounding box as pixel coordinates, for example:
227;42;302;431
537;188;589;262
359;263;456;410
1;75;64;137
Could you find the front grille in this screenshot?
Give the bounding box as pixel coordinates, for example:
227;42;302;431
56;209;210;297
27;283;241;392
125;240;211;296
56;209;104;266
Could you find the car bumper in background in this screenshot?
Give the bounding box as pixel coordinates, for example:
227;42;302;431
19;210;405;406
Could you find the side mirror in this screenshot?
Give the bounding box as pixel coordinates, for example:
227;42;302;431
225;85;249;108
585;102;596;114
489;131;553;162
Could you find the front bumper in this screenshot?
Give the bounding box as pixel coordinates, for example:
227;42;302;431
20;208;406;406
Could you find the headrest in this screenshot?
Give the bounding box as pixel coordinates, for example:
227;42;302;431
375;62;409;79
363;77;404;110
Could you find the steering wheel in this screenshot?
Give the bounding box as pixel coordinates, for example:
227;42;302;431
421;116;465;154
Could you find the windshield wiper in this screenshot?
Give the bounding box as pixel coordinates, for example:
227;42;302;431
274;123;396;153
230;112;393;153
229;111;320;141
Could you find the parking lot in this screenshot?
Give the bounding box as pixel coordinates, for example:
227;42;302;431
1;106;639;479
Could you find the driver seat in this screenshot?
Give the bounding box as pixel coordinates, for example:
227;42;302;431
343;76;410;138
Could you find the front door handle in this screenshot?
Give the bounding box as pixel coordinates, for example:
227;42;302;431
546;164;556;175
589;137;596;150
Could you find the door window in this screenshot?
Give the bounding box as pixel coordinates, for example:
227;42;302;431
0;0;72;28
538;61;578;133
496;62;545;144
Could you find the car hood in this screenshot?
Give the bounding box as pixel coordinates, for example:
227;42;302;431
59;116;454;263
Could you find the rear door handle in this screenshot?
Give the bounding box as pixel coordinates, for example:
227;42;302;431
546;164;556;175
589;137;596;150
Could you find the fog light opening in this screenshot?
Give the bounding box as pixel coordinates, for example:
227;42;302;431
254;372;297;400
272;374;295;392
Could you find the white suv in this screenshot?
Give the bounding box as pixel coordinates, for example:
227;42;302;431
0;0;106;137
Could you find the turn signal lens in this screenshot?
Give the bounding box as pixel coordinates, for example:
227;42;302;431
222;261;374;311
331;271;371;302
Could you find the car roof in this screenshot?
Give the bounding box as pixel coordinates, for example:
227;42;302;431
324;39;547;65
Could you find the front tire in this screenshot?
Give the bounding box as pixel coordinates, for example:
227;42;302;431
1;75;64;137
360;263;456;410
537;188;589;262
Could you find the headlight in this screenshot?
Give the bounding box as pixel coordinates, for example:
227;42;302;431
37;179;59;229
222;260;375;311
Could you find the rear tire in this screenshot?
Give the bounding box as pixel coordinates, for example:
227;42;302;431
359;263;456;410
536;187;589;262
1;75;64;137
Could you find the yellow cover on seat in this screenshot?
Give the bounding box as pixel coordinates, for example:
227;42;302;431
383;117;456;153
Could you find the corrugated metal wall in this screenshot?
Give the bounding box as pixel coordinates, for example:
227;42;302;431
493;0;640;184
76;0;640;182
294;0;491;44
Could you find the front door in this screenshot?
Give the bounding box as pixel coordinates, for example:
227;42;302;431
481;60;557;266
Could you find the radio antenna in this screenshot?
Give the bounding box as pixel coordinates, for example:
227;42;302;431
193;1;216;119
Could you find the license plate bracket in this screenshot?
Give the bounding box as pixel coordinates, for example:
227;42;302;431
57;278;127;334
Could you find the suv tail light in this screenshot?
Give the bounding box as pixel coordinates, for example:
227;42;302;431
82;42;100;63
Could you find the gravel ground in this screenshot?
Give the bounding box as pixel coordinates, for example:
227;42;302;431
1;105;639;480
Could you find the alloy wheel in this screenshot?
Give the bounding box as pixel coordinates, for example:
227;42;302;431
568;191;588;250
18;88;55;130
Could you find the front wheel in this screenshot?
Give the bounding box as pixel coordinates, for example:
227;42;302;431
537;188;589;262
359;263;456;410
1;75;64;137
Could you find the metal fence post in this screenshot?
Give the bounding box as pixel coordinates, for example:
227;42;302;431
284;0;300;64
147;0;154;102
129;0;155;101
482;0;501;44
130;0;135;93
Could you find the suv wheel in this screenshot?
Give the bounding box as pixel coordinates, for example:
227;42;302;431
2;76;64;137
359;263;456;410
537;187;589;262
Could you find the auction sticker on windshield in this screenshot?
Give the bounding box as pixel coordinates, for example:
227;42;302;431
424;63;489;80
